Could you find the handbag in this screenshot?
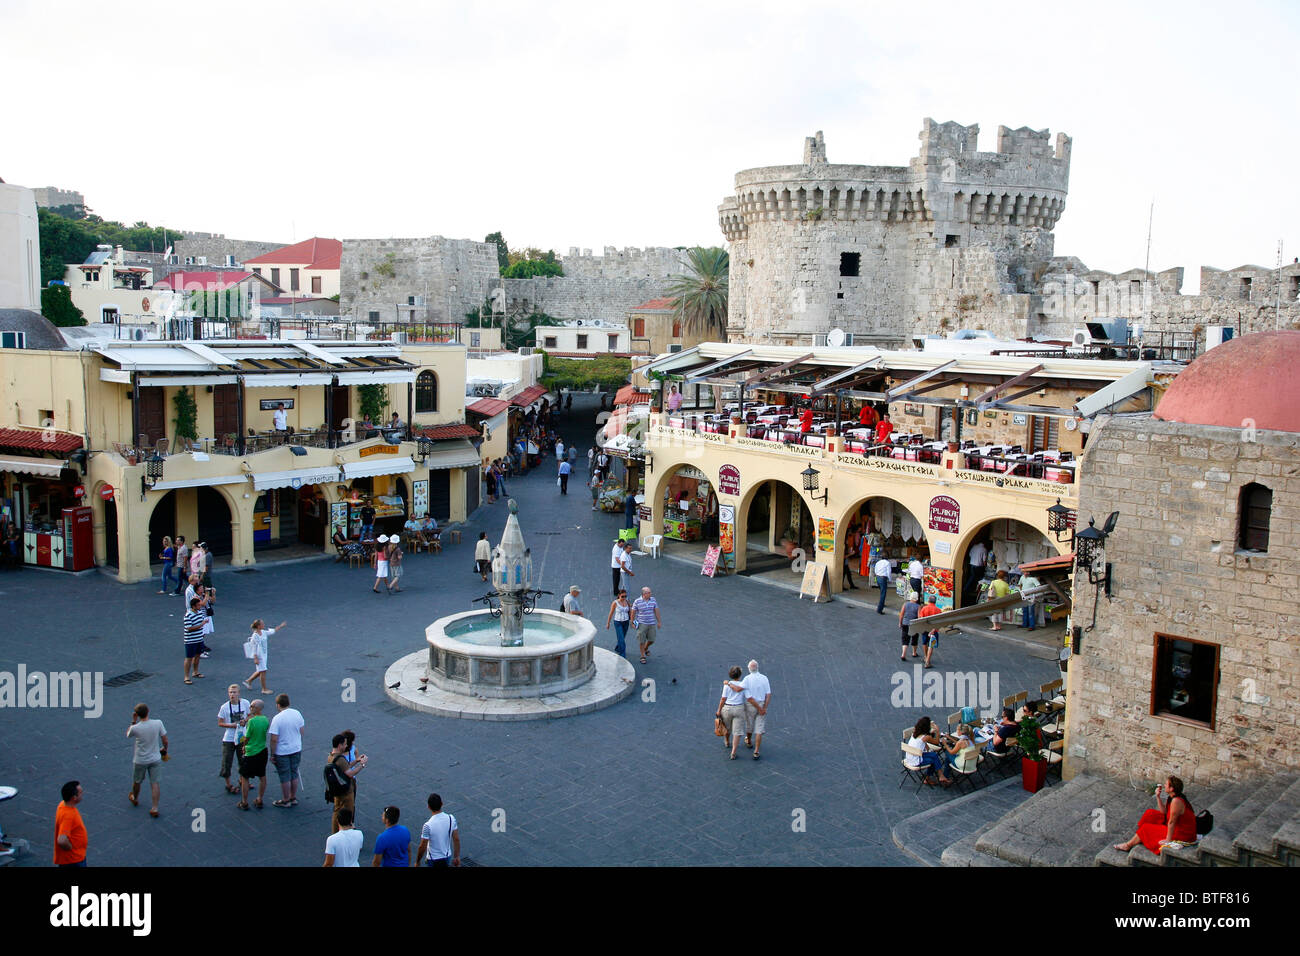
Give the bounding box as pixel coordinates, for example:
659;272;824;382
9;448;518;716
243;637;257;660
714;715;727;737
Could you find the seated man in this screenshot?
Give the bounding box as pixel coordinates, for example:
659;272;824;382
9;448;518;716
403;515;423;546
988;707;1020;753
421;515;440;549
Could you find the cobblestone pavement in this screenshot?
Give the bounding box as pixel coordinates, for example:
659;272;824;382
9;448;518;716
0;395;1058;866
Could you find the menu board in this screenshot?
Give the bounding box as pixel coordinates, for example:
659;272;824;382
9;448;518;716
923;566;955;611
701;545;721;578
799;561;829;602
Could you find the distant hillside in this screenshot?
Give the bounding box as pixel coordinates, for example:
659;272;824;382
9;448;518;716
38;208;188;286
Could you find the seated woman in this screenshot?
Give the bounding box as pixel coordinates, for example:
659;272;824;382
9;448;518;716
988;707;1020;753
1114;775;1197;854
331;530;366;561
940;723;975;772
905;716;951;787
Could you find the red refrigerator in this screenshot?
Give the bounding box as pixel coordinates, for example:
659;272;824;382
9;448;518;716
62;506;94;571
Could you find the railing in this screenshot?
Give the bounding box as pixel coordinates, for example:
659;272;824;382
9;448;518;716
175;425;410;457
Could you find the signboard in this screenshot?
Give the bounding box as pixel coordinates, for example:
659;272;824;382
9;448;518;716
637;505;651;523
259;398;294;411
923;566;955;611
412;479;429;518
928;495;961;534
817;516;836;552
73;484;85;499
718;504;735;570
329;501;349;539
359;444;401;458
701;545;722;578
99;485;115;501
799;561;829;602
933;540;951;555
718;464;741;496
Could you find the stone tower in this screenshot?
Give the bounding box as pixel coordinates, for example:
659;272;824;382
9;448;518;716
718;119;1072;346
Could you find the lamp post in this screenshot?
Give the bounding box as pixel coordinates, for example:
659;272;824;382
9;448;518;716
800;464;828;505
141;453;165;500
1046;498;1076;543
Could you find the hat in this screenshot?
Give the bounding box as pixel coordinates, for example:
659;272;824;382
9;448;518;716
569;585;581;592
377;534;389;543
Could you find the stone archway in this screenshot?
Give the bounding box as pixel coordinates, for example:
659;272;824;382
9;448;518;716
953;515;1065;608
735;476;817;568
833;493;931;593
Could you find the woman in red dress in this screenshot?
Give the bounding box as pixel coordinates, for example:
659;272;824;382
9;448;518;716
1113;775;1197;853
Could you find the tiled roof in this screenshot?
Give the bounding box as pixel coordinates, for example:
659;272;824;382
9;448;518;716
509;384;549;406
245;237;342;270
0;428;84;454
154;271;259;292
614;385;652;405
415;423;481;440
629;297;676;311
466;398;511;417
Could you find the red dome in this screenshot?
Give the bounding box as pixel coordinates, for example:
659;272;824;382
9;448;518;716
1153;330;1300;433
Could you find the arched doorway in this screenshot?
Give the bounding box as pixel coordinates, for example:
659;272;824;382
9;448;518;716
657;463;719;549
103;493;120;568
741;479;813;561
196;486;234;556
836;495;930;594
957;517;1058;608
147;491;179;566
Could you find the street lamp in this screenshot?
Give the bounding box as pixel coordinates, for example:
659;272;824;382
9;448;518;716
1074;511;1118;593
1046;498;1076;543
141;453;165;500
800;464;828;505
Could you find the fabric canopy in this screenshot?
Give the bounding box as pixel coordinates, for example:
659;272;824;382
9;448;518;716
0;455;67;477
342;455;416;480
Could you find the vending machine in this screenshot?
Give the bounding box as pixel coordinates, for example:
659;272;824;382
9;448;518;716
62;506;94;571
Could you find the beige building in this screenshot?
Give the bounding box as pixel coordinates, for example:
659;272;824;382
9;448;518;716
626;297;706;357
0;182;40;310
245;237;341;299
0;328;480;582
535;319;631;354
62;245;162;326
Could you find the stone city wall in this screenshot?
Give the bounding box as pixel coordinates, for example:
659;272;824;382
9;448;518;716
1066;414;1300;786
171;236;286;267
340;236;500;324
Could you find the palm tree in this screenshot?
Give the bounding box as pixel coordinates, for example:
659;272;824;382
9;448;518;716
666;246;729;342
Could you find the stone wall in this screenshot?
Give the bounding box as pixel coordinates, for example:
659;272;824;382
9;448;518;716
31;186;85;213
559;246;689;280
1066;413;1300;786
339;236;499;324
171;236;285;267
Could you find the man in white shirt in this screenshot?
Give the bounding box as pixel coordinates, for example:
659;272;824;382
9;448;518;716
741;660;772;759
611;539;626;594
907;557;924;608
217;684;250;796
555;439;566;462
874;556;892;614
964;539;989;607
323;807;363;867
268;693;305;808
272;403;288;441
562;586;583;617
416;792;460;867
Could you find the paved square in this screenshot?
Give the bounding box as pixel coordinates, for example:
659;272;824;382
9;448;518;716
1;400;1058;866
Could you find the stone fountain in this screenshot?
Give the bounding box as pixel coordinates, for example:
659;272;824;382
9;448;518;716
385;500;634;719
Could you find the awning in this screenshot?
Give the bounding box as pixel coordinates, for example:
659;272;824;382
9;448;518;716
244;373;333;387
0;455;68;477
614;385;652;406
252;465;344;491
0;428;84;454
152;474;246;491
342;455;416;480
334;370;417;385
139;375;240;387
467;397;511;417
420;439;480;471
510;384;548;406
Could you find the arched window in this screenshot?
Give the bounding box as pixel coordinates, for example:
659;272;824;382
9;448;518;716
415;371;437;413
1237;482;1272;552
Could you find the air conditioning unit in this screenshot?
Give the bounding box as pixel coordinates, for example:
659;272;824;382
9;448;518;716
224;255;236;267
1071;328;1091;347
130;328;147;341
391;331;408;344
1205;326;1235;349
518;346;532;356
668;344;683;353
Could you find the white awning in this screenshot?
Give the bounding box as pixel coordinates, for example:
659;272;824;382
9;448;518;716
139;375;240;387
0;455;68;477
244;373;334;387
421;439;480;471
252;466;343;491
152;474;246;491
335;370;417;385
342;455;416;480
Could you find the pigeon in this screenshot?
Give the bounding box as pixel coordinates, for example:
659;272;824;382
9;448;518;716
388;682;400;689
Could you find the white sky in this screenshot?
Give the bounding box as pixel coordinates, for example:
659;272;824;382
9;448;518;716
3;0;1296;291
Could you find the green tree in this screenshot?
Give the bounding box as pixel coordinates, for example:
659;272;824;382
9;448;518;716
665;246;729;341
357;384;390;423
502;247;563;279
484;232;510;272
465;295;561;350
37;208;187;286
40;284;86;327
172;387;199;442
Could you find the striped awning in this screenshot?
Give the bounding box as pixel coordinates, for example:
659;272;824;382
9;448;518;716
0;455;68;477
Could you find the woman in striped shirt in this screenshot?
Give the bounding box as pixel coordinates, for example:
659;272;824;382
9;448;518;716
183;596;208;684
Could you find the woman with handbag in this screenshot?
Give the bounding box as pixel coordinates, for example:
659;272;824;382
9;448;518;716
717;666;749;760
243;618;287;695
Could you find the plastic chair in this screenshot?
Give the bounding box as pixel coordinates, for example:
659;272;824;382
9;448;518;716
642;534;663;559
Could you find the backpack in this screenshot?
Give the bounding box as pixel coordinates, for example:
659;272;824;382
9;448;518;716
1195;808;1214;836
323;756;352;801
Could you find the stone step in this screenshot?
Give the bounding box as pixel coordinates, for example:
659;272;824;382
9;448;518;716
941;822;1015;867
1159;780;1257;866
1199;774;1298;866
1234;776;1300;866
1272;809;1300;866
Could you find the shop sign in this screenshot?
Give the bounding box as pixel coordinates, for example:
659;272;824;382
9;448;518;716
259;398;294;411
73;485;86;499
816;516;836;552
359;444;400;458
638;505;651;523
675;465;707;481
923;566;955;611
412;479;429;518
701;545;721;578
928;495;960;534
99;485;115;501
718;464;740;496
718;504;735;570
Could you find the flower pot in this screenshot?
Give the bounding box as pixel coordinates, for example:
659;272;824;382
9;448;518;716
1022;757;1047;793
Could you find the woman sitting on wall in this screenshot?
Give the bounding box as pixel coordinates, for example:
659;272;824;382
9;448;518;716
1113;775;1198;854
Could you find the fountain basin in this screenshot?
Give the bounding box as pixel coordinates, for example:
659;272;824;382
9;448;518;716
426;609;597;699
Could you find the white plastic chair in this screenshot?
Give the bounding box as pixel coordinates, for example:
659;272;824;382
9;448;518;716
642;534;663;559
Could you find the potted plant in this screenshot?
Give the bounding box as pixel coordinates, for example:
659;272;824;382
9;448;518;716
1018;716;1047;793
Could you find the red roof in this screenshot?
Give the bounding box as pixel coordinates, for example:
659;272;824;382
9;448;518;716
510;384;549;406
1154;331;1300;434
614;385;652;406
415;423;481;440
467;398;511;417
0;428;84;455
245;237;342;271
154;271;265;292
629;297;676;312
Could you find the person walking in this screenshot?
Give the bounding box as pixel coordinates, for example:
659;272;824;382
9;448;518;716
372;806;412;867
387;538;404;593
173;536;190;594
962;537;989;607
202;541;215;588
624;491;638;531
322;808;363;867
183;595;207;684
158;535;176;594
567;444;577;469
126;702;168;818
416;793;460;868
359;500;376;541
268;693;305;808
631;586;662;665
605;589;631;658
188;541;205;582
587;446;595;473
741;659;772;758
907;556;924;608
326;733;368;834
717;666;749;759
484;463;497;504
557;457;571;495
610;538;626;594
54;781;88;867
899;591;922;661
555;438;566;462
589;471;602;510
217;684;251;795
918;595;943;668
372;535;390;593
475;532;492;581
243;618;285;695
237;699;269;810
616;540;635;592
561;585;583;616
1018;568;1041;631
987;570;1012;630
492;461;508;498
874;555;892;614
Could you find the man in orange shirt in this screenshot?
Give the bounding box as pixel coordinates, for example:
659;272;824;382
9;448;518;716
54;780;87;867
858;404;878;428
917;595;943;668
874;412;894;446
799;407;814;434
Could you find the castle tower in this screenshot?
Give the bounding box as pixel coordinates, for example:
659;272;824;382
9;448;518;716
718;118;1072;346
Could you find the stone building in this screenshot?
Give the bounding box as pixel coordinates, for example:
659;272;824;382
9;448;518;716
1064;331;1300;786
170;235;286;272
499;246;690;327
719;120;1300;349
340;236;500;326
30;186;85;215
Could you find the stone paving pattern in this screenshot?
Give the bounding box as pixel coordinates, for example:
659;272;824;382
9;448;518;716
0;396;1057;866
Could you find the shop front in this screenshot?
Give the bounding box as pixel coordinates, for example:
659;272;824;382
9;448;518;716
0;430;93;572
661;465;717;544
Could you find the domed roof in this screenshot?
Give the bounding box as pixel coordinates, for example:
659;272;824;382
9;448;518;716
1153;330;1300;433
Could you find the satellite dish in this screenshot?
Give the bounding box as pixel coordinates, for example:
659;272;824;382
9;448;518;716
827;328;846;348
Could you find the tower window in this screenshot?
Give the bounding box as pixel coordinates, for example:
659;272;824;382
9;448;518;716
1151;633;1219;729
945;235;959;248
1237;482;1272;552
839;252;860;277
